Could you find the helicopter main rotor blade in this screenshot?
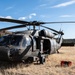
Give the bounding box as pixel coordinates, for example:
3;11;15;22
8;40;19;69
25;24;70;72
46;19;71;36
1;18;75;25
0;18;44;26
43;21;75;24
0;24;26;31
41;25;64;35
0;18;44;25
0;18;29;24
27;21;75;25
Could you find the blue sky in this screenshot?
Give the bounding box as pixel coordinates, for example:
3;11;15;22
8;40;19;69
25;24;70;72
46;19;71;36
0;0;75;38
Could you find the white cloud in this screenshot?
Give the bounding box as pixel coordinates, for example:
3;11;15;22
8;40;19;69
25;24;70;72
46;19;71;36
5;6;14;11
39;4;47;7
5;16;12;19
18;17;26;20
0;16;12;19
18;13;37;20
29;13;36;19
35;4;47;10
51;0;75;8
60;15;74;18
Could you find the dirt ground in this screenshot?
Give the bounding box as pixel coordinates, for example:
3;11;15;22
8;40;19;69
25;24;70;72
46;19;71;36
0;47;75;75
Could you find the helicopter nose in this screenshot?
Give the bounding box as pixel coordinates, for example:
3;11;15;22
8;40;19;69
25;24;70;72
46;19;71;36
0;46;10;61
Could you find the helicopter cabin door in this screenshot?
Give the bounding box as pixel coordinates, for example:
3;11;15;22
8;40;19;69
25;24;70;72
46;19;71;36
43;39;51;54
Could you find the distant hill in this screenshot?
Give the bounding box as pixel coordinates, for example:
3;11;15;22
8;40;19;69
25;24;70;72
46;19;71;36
62;39;75;46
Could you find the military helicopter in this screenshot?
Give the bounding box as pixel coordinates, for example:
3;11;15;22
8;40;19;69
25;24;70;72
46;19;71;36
0;18;74;64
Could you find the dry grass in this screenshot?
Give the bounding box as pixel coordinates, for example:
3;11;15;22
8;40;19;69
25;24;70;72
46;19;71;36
0;47;75;75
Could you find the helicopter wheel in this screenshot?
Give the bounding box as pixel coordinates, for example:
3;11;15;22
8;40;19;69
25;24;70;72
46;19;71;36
57;50;59;53
39;56;45;64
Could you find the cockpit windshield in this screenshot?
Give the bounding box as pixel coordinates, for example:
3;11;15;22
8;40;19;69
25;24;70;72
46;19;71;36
0;35;23;46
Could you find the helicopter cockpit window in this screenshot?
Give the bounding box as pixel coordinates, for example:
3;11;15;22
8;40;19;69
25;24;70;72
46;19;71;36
0;35;23;46
0;36;9;45
22;38;26;47
0;36;5;42
22;37;31;47
10;35;23;46
26;38;31;46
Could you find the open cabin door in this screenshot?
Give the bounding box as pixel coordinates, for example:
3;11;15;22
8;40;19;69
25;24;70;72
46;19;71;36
43;39;51;54
34;37;51;54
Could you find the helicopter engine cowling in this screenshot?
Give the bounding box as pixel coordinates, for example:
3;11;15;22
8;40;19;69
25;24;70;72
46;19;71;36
39;29;54;38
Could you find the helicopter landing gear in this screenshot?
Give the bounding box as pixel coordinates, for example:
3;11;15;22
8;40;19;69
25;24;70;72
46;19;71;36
39;56;45;64
57;50;59;53
33;56;45;64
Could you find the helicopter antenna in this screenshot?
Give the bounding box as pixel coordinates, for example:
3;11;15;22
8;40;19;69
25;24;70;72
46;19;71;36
33;25;35;30
28;26;30;30
39;25;40;30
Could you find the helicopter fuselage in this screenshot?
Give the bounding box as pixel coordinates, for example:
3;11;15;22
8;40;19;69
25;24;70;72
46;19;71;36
0;30;63;63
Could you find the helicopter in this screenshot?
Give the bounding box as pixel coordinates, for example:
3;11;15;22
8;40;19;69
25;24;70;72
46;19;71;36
0;18;74;64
